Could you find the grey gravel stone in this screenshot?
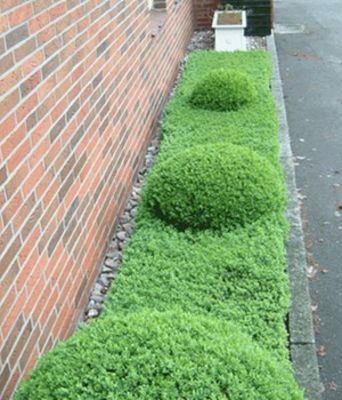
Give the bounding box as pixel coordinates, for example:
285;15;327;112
125;202;133;212
99;276;110;287
88;309;99;318
118;241;125;250
104;272;117;280
116;231;126;241
119;214;131;224
104;257;119;268
87;300;96;310
93;283;104;294
94;302;103;311
130;208;138;218
91;295;105;303
102;265;114;274
123;223;133;234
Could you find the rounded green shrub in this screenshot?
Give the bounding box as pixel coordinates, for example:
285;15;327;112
145;144;285;231
15;311;304;400
189;68;256;112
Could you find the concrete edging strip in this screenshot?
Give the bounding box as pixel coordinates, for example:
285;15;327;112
267;33;322;400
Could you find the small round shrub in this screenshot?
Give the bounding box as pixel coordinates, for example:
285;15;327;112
189;68;256;112
145;144;285;231
15;310;304;400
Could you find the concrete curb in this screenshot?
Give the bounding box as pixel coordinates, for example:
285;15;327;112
267;33;322;400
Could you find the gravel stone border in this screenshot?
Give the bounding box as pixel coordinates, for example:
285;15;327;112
267;33;322;400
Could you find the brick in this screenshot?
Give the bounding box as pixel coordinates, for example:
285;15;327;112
29;10;50;33
58;173;74;202
74;275;87;307
19;325;40;371
0;225;14;257
38;310;57;351
18;231;40;271
37;25;55;45
32;282;52;320
0;14;9;34
0;68;22;96
21;202;42;242
16;93;38;122
9;319;33;368
49;3;67;21
26;110;38;131
1;367;20;400
5;24;29;49
47;223;64;256
1;122;26;159
14;37;37;62
0;89;19;121
66;0;80;9
32;0;54;14
66;98;80;121
0;37;5;55
60;154;76;181
36;95;54;121
0;0;26;13
44;36;63;59
0;314;24;363
0;114;16;140
0;271;18;324
73;153;86;177
49;115;66;142
13;193;36;231
9;3;33;27
96;40;108;56
0;365;10;396
42;54;59;79
92;71;103;89
70;125;85;149
21;49;44;77
64;197;79;226
0;166;8;186
7;138;31;172
20;71;41;98
5;162;29;199
0;287;16;329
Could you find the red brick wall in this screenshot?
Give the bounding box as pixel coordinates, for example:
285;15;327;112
193;0;218;29
0;0;193;397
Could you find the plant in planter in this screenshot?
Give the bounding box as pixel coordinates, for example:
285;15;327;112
212;3;247;51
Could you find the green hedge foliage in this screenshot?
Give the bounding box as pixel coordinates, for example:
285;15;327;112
189;68;256;112
15;311;304;400
145;143;285;231
161;51;279;163
15;51;303;399
106;212;290;356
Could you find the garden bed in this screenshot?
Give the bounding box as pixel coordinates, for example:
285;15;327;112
15;50;305;399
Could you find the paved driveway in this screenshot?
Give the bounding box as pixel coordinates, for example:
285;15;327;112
275;0;342;398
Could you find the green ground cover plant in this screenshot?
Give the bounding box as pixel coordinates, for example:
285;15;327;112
161;51;279;164
15;51;304;399
189;68;256;112
15;311;303;400
106;211;290;357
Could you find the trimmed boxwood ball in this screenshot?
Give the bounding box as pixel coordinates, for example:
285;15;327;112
189;68;256;112
15;310;304;400
145;143;285;231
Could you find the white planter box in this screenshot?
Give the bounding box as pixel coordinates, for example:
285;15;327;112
212;10;247;52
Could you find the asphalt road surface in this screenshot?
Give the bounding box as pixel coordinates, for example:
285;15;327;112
274;0;342;398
